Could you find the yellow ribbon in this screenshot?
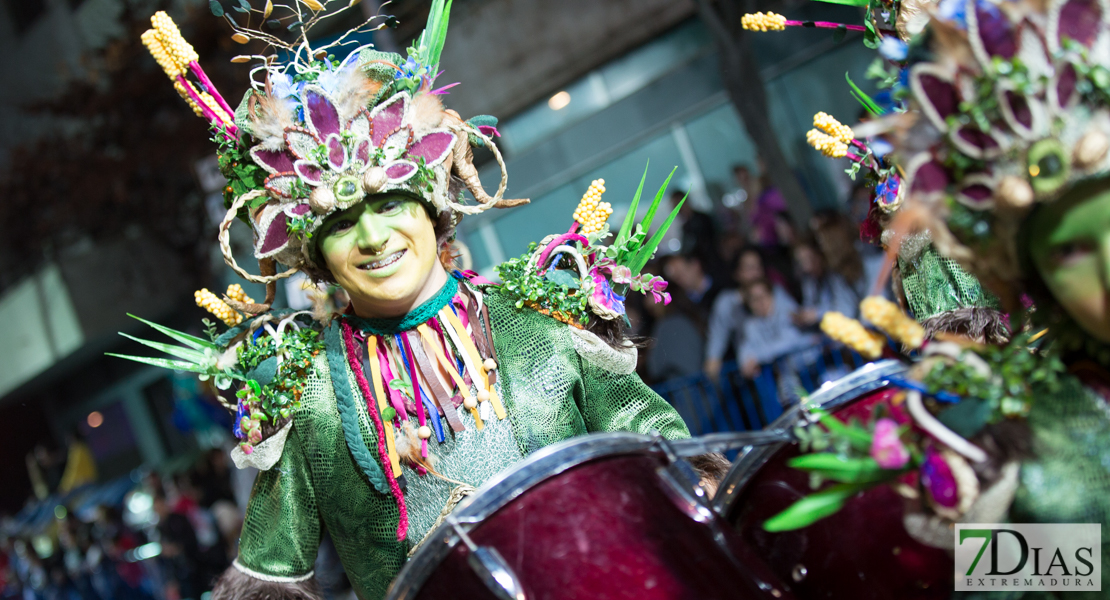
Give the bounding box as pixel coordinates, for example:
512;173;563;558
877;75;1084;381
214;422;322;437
416;324;483;430
367;336;403;478
439;308;507;420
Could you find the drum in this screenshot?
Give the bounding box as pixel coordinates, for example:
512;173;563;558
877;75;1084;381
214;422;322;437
714;360;954;599
387;432;794;600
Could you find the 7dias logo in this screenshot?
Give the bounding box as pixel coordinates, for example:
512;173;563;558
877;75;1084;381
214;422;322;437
955;524;1101;591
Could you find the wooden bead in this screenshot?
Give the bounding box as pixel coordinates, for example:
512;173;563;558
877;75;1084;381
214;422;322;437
417;425;432;439
463;396;478;409
477;389;491;403
483;358;497;371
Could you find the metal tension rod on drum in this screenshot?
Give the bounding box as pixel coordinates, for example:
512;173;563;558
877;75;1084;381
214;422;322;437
445;514;527;600
667;429;795;457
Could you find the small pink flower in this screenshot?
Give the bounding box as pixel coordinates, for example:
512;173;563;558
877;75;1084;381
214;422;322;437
870;418;909;469
632;273;671;305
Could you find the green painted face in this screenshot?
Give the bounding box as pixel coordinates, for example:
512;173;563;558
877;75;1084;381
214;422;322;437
1028;182;1110;343
317;194;446;319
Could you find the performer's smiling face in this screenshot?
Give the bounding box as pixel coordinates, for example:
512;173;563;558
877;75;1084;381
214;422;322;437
1029;182;1110;343
317;194;446;319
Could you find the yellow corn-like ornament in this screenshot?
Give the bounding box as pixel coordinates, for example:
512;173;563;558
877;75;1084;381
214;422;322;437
198;90;233;124
806;129;848;158
225;284;256;305
151;11;199;68
141;30;180;79
195;288;242;327
820;312;887;359
173;81;203;117
813;111;854;144
572;179;613;235
741;12;787;31
860;296;925;349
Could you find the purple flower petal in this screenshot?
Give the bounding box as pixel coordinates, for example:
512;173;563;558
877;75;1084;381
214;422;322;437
353;137;372;165
1057;0;1102;48
1003;91;1033;129
385;160;417;182
972;0;1017;59
911;65;960;130
294;160;324;186
588;267;626;318
325;134;347;171
952;125;1002;157
1055;62;1079;108
405;130;456;166
250;147;296;175
303;85;341;140
371;93;408;148
921;448;959;508
286;203;311;216
255;209;290;256
908;158;949;196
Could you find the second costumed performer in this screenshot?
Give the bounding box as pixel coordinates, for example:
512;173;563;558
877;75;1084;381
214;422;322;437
125;2;728;599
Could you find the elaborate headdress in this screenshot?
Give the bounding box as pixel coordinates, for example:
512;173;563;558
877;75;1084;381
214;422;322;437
744;0;1007;333
142;0;526;299
892;0;1110;308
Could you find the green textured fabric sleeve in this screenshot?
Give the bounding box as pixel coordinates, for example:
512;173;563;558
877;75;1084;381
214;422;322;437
576;350;691;440
236;424;322;581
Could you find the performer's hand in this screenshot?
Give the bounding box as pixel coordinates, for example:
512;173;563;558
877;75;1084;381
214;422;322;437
741;358;760;378
703;359;722;380
792;308;818;326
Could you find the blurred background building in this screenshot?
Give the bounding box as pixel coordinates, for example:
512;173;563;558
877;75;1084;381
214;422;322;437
0;0;879;596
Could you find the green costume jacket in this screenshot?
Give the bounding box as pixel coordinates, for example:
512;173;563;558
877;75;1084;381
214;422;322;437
231;290;690;599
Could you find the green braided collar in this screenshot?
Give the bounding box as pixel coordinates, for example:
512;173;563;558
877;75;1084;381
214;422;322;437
345;273;460;335
324;321;390;495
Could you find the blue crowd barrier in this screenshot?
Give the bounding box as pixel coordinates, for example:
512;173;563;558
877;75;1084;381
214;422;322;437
651;343;870;435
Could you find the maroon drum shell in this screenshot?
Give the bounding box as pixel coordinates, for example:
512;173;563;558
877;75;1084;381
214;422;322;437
405;450;793;600
725;387;954;599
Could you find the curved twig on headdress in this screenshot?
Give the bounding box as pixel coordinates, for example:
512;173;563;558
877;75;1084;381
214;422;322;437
219;191;300;284
447;124;528;213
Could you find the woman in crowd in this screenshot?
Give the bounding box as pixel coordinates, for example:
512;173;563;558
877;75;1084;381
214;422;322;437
703;247;797;379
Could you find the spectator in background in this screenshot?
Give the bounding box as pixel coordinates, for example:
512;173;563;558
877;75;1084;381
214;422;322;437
662;253;724;314
746;158;789;248
644;282;706;383
722;165;752;211
810;210;888;300
719;165;752;236
153;493;204;600
58;429;97;494
703;248;797;380
669;190;722;276
792;238;860;329
739;279;822;404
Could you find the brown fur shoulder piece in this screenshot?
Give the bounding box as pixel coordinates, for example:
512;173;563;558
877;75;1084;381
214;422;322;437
211;565;323;600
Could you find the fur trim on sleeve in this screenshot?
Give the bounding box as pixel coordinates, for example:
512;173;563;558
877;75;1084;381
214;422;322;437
211;563;322;600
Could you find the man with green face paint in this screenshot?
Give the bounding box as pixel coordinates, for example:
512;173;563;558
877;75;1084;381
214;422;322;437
122;5;728;600
736;0;1110;595
883;0;1110;595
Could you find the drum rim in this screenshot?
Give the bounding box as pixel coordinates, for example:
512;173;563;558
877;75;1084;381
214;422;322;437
711;359;906;514
385;431;659;600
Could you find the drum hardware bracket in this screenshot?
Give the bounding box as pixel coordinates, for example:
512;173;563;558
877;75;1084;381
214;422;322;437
652;435;717;521
445;515;527;600
667;429;796;457
654;436;789;597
